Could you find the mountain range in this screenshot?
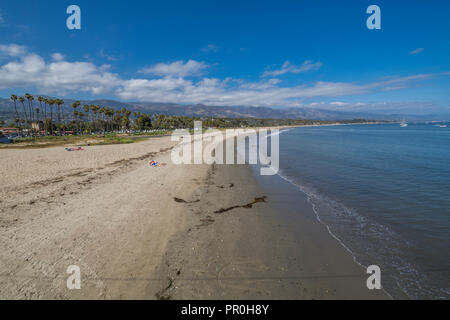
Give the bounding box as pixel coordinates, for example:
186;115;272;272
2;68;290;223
1;97;449;121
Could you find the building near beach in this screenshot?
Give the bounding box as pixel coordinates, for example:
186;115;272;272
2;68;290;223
31;121;44;131
0;127;20;134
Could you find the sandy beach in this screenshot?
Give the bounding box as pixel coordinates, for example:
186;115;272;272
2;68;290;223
0;133;389;299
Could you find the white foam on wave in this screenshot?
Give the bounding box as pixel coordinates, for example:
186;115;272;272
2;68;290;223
249;126;446;298
274;169;400;298
273;164;450;299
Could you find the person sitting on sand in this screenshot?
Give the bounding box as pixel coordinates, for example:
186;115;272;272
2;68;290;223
149;160;166;167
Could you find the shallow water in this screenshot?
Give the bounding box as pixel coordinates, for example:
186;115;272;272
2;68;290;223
263;123;450;299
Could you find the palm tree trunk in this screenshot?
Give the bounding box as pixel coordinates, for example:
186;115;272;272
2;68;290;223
20;102;28;123
27;101;33;123
13;101;19;122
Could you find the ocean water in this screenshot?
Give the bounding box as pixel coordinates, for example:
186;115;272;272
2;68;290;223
272;123;450;299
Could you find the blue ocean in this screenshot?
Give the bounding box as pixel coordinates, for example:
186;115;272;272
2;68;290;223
274;123;450;299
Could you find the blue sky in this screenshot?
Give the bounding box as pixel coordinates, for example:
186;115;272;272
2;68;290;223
0;0;449;114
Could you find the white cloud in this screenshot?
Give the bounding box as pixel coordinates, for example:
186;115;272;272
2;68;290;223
201;44;219;53
0;44;439;108
409;48;423;55
329;101;348;106
263;60;322;77
0;52;121;95
365;74;432;89
118;71;439;107
116;76;428;107
239;78;282;90
138;60;209;77
51;53;65;61
0;44;26;57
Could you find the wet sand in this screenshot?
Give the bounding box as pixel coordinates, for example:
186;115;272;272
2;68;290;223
0;134;389;299
157;163;389;299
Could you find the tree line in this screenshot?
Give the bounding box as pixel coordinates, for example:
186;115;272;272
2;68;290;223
6;94;377;135
8;94;153;134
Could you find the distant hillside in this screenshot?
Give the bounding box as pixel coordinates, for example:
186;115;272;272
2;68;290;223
1;97;448;121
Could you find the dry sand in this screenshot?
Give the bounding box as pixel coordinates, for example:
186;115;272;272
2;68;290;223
0;133;389;299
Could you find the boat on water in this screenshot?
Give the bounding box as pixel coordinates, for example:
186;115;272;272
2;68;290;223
400;121;408;127
439;125;447;128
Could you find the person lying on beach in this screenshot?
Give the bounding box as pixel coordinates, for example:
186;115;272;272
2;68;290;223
65;147;84;151
149;160;166;167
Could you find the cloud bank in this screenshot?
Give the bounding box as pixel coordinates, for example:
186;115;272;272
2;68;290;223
0;45;120;95
0;43;440;109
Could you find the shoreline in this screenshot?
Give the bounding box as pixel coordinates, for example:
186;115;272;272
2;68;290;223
262;123;449;299
0;121;385;149
249;164;394;299
157;163;389;299
0;129;390;299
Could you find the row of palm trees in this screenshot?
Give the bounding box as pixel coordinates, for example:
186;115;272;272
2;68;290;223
8;93;370;136
70;102;137;133
10;94;65;131
9;94;156;135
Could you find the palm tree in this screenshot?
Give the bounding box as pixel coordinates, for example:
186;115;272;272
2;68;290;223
18;96;28;124
98;107;105;132
25;93;34;123
72;110;78;132
40;97;48;133
48;99;58;134
107;108;115;131
56;99;65;124
72;101;80;133
44;98;48;120
35;108;40;132
10;94;20;124
72;101;80;113
38;96;46;120
83;104;90;121
89;104;97;132
54;99;60;123
82;105;91;133
48;99;54;123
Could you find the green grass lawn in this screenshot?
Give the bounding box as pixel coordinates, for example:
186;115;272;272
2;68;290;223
1;132;171;149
